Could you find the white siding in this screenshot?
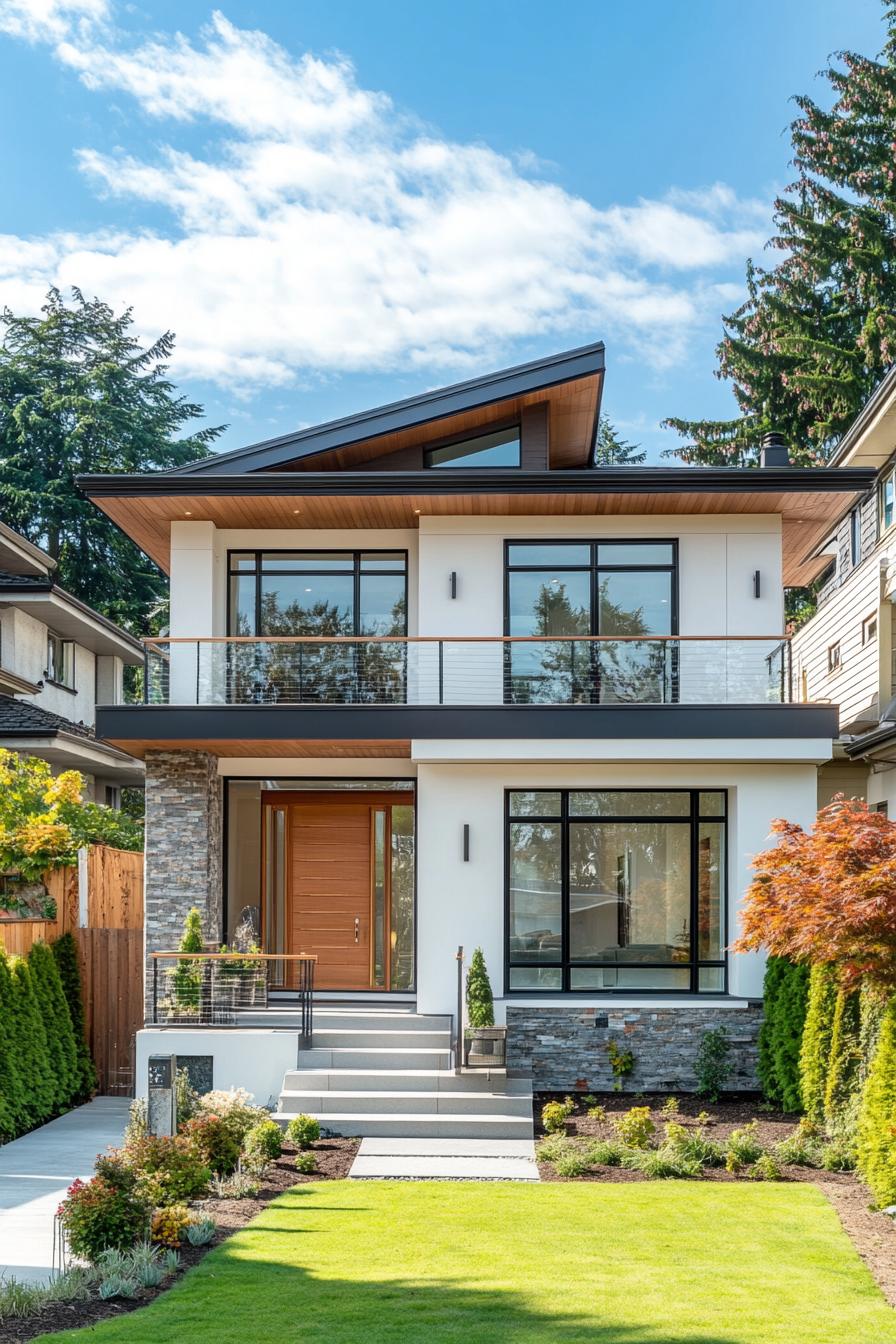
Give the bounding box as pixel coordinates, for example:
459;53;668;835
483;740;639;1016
791;555;883;728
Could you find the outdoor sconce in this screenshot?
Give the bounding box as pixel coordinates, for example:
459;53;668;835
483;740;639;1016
753;570;761;599
462;824;470;861
449;571;458;599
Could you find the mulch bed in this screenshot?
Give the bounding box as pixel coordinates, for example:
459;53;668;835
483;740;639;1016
0;1137;360;1344
535;1091;896;1306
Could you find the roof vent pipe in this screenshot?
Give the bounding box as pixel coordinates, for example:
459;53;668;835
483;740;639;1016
759;431;790;468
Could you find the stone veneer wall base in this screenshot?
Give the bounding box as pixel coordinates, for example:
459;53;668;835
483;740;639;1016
506;1004;763;1093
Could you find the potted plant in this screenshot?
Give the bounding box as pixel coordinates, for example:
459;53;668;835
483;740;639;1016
464;947;506;1068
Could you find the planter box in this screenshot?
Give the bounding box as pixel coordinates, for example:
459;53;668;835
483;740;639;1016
464;1027;507;1069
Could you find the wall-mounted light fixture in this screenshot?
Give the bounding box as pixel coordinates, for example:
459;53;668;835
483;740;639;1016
449;571;458;599
753;570;761;599
462;823;470;861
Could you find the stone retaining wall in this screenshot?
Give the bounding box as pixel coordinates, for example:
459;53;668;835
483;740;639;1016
506;1003;763;1092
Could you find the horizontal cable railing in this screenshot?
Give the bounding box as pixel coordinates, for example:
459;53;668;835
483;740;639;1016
140;635;792;707
149;952;316;1037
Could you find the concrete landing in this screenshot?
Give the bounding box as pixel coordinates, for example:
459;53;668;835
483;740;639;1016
348;1136;540;1181
0;1097;131;1284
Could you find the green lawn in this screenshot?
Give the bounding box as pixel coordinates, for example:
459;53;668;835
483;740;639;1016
44;1181;896;1344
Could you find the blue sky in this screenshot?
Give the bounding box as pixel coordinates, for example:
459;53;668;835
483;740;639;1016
0;0;887;460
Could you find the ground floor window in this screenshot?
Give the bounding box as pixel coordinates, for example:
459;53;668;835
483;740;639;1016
506;789;726;993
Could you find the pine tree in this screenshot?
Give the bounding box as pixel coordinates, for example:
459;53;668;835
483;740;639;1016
665;5;896;465
9;955;54;1127
593;419;646;465
465;947;495;1028
0;288;222;630
52;933;97;1100
28;940;78;1111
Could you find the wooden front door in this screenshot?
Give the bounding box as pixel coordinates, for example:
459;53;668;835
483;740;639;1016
263;791;414;991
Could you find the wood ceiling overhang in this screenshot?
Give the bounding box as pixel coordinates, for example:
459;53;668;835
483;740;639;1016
80;466;875;587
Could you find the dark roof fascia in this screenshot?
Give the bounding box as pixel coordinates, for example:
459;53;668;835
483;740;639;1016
78;465;877;500
0;579;143;654
829;363;896;468
167;342;606;477
844;722;896;758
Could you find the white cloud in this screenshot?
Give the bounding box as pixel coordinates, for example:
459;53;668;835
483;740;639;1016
0;6;769;386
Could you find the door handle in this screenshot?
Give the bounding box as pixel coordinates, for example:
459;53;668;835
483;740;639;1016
354;916;360;944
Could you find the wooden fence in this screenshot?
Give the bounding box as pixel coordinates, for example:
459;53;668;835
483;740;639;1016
0;845;144;1096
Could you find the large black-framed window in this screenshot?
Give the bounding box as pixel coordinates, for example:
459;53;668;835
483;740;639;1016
504;540;678;703
505;788;726;994
226;550;408;704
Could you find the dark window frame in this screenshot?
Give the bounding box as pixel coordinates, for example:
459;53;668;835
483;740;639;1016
45;632;76;692
504;787;728;996
226;549;409;638
850;507;862;567
423;423;522;470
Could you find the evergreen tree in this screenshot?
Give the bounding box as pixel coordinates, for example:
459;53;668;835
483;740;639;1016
28;940;78;1110
824;986;863;1132
9;955;54;1127
52;933;97;1099
665;5;896;465
799;963;839;1122
593;419;646;465
0;949;27;1138
0;288;222;630
757;956;809;1111
465;947;495;1028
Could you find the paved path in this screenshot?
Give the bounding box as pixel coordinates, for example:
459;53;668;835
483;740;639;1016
0;1097;131;1284
348;1136;540;1180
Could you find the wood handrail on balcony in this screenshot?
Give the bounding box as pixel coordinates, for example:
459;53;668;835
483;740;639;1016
150;951;318;961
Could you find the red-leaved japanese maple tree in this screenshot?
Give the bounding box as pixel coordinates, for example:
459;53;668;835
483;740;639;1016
734;796;896;989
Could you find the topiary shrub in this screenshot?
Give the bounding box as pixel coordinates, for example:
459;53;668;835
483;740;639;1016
757;956;809;1111
799;963;839;1122
465;947;495;1029
285;1114;320;1150
172;908;204;1013
28;940;78;1112
52;933;96;1100
857;996;896;1207
823;987;863;1131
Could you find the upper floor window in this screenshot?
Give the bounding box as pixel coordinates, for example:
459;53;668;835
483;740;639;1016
425;426;520;469
880;468;896;535
827;641;842;674
850;508;862;566
46;633;75;689
505;540;676;703
228;551;407;638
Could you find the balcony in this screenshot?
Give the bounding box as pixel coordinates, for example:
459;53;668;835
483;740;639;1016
140;636;793;707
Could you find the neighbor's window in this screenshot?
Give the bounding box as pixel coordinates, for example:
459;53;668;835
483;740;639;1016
850;508;862;566
827;641;842;673
46;633;75;689
506;789;726;993
880;469;896;534
862;613;878;645
425;426;521;469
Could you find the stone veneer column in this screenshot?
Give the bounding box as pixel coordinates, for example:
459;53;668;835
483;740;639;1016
143;749;223;1016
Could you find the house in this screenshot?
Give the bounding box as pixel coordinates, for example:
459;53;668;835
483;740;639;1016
0;521;144;803
791;366;896;811
78;342;872;1123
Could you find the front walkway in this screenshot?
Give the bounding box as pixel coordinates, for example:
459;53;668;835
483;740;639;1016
348;1136;540;1179
0;1097;131;1284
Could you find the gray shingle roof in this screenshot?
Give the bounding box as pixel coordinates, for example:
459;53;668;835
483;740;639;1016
0;694;94;739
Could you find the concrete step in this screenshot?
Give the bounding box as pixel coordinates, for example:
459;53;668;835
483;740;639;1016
297;1047;452;1071
277;1090;533;1117
238;1010;450;1032
273;1112;533;1139
280;1068;526;1094
310;1029;451;1050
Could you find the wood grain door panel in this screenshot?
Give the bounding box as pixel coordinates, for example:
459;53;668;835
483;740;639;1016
287;802;372;989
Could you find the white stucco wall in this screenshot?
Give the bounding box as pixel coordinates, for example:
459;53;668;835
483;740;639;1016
135;1028;298;1107
0;606;96;723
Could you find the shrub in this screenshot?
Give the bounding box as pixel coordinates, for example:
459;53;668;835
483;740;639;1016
124;1134;211;1203
606;1040;634;1092
150;1205;191;1248
295;1151;317;1174
536;1134;574;1164
799;963;839;1122
242;1119;283;1171
694;1026;732;1100
821;1138;857;1172
554;1151;591;1178
465;947;495;1028
52;933;96;1100
209;1170;260;1199
541;1101;570;1135
824;988;863;1129
757;956;809;1111
174;1069;200;1126
124;1097;149;1146
286;1114;321;1149
748;1154;783;1181
584;1139;625;1167
587;1104;606;1123
612;1106;655;1149
172;908;204;1012
726;1120;764;1166
660;1097;679;1118
94;1149;141;1194
0;951;27;1139
196;1089;265;1142
8;955;53;1129
58;1176;150;1262
98;1274;139;1300
181;1113;241;1176
664;1122;724;1168
185;1217;216;1247
857;996;896;1207
629;1146;702;1179
774;1118;824;1168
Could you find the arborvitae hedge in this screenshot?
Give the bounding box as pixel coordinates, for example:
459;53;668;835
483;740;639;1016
10;956;54;1128
26;941;78;1115
824;988;863;1132
857;996;896;1208
0;951;26;1139
52;932;96;1100
757;956;809;1111
799;963;839;1122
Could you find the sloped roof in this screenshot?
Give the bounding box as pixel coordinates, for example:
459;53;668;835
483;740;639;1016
0;693;94;740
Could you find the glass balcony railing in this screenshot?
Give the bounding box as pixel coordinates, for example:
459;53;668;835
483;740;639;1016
137;636;793;707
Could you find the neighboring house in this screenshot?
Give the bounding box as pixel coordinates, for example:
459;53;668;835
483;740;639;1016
791;366;896;810
0;521;144;803
79;342;871;1120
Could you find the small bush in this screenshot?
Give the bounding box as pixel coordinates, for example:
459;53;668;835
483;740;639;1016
726;1120;763;1166
630;1147;702;1179
196;1088;266;1143
696;1110;712;1126
774;1121;824;1168
242;1119;283;1172
586;1104;606;1123
536;1134;575;1164
58;1176;150;1263
612;1106;655;1149
584;1139;626;1167
285;1114;320;1149
174;1069;200;1126
820;1138;857;1172
582;1094;598;1107
98;1275;138;1300
295;1151;317;1174
606;1040;634;1092
150;1205;191;1248
124;1134;211;1204
185;1217;216;1247
554;1152;591;1178
660;1097;679;1118
663;1121;724;1168
748;1154;783;1182
124;1098;149;1146
694;1027;732;1100
182;1113;241;1176
209;1170;260;1199
541;1101;569;1135
465;947;495;1028
0;1278;42;1321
